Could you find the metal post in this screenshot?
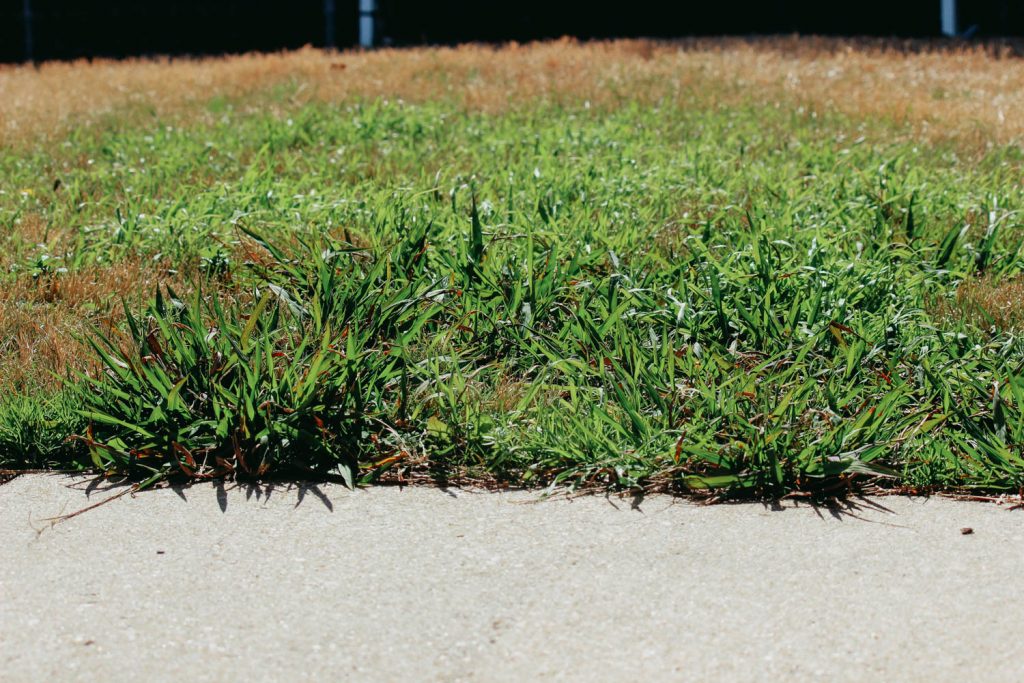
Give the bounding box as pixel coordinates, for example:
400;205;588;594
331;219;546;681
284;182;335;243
359;0;376;48
324;0;336;48
22;0;33;62
941;0;957;36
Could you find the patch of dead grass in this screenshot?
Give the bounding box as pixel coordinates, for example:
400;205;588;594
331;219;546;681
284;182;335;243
0;216;333;394
0;259;188;392
3;37;1024;149
932;276;1024;332
0;223;252;393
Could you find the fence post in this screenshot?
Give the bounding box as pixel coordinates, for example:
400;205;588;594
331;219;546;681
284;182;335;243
359;0;376;48
324;0;336;48
941;0;957;36
22;0;33;62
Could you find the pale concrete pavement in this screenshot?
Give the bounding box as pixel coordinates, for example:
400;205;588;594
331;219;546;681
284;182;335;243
2;475;1023;682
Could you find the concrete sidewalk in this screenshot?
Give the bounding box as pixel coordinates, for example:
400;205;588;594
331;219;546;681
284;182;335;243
1;475;1022;682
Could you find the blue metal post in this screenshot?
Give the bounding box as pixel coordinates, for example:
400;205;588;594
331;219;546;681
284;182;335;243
324;0;336;48
941;0;957;36
22;0;34;62
359;0;376;48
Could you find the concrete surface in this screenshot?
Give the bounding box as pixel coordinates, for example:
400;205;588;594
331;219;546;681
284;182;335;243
1;475;1023;682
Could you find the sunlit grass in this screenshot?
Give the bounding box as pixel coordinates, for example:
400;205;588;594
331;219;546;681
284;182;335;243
4;40;1024;496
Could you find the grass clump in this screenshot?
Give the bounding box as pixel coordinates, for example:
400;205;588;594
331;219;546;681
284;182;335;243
73;233;444;487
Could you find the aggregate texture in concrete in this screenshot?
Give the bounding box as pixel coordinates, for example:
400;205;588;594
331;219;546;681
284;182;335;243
2;475;1023;682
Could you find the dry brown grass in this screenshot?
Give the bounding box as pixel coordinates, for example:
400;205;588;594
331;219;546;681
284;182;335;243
4;37;1024;149
0;252;202;391
0;218;249;392
933;277;1024;332
0;198;304;391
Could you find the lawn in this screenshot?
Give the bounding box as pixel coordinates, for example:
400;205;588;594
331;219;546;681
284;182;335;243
4;38;1024;496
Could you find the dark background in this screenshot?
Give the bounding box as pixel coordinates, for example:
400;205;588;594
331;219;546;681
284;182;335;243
3;1;1024;64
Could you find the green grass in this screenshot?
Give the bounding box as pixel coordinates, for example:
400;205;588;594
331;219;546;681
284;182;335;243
4;95;1024;496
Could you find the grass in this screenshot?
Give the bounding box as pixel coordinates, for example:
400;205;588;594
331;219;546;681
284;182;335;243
4;38;1024;497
